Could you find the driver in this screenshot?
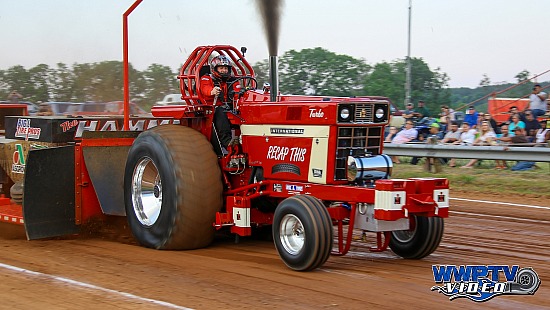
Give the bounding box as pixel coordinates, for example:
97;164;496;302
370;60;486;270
199;55;241;150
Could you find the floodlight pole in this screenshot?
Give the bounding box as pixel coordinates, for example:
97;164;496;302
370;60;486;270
405;0;412;107
123;0;143;130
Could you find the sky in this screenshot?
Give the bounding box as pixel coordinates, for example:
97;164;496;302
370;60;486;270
1;0;549;88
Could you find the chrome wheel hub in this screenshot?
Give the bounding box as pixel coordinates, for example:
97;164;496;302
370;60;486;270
279;214;305;255
392;217;417;243
132;157;162;226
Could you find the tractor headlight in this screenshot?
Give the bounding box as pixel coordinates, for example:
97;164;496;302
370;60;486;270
338;104;354;123
340;108;350;120
373;103;388;123
375;108;385;119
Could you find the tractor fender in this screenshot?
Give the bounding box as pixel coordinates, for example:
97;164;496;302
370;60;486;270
81;131;140;216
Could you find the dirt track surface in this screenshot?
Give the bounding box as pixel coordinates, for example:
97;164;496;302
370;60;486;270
0;193;548;309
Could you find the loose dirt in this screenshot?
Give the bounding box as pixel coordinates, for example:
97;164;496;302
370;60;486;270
0;192;548;309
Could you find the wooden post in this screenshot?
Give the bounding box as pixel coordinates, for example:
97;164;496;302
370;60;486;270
423;136;443;173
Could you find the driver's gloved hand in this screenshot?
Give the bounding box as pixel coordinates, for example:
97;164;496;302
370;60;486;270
210;86;221;96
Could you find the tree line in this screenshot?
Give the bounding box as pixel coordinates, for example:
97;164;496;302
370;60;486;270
0;62;179;109
1;47;540;112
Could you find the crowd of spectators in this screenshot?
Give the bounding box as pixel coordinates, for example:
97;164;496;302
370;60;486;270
386;101;550;171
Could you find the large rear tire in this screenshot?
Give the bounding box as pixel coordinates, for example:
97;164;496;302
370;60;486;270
273;195;333;271
389;215;444;259
124;125;223;250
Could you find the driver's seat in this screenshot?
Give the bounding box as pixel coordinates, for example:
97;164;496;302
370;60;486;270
199;65;211;77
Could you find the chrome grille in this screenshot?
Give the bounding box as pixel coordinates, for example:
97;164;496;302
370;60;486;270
354;104;374;123
335;126;382;180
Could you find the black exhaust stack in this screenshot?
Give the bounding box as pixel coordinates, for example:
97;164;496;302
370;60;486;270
269;56;278;102
256;0;283;102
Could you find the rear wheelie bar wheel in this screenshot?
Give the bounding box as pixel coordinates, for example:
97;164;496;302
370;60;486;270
389;215;444;259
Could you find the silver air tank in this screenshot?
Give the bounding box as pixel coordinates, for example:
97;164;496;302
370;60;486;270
347;154;393;182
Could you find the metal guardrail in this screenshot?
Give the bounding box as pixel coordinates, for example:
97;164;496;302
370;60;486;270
383;143;550;162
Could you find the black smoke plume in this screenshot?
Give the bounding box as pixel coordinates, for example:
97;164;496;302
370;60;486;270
256;0;284;56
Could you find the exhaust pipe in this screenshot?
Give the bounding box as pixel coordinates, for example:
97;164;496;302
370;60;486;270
269;55;278;102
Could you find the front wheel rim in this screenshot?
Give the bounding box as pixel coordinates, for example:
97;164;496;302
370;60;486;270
392;217;417;243
279;214;305;255
132;157;162;226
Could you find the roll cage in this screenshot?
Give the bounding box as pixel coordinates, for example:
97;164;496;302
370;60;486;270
178;45;256;106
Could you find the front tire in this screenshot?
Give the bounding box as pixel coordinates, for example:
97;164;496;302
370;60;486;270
389;215;444;259
124;125;223;250
273;195;333;271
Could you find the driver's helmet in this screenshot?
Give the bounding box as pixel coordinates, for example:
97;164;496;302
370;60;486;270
210;55;233;80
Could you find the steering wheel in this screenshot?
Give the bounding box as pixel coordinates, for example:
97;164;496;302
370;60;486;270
227;76;258;104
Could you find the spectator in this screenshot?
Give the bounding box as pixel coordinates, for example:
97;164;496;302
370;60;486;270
441;121;461;167
392;121;418;143
446;105;456;121
495;124;510;169
508;106;526;123
441;121;461;144
523;110;541;142
439;105;455;133
415;100;431;119
385;126;398;142
476;112;486;128
7;90;22;103
500;127;528;147
535;120;550;145
496;124;510;143
448;122;476;167
529;84;547;119
506;127;536;171
460;121;496;168
423;123;444;169
438;105;450;132
391;120;418;164
483;113;500;134
511;160;536;171
475;121;497;145
37;102;53;116
427;122;444;140
403;103;417;122
511;124;532;142
410;122;443;166
464;106;479;128
455;122;477;145
508;113;526;137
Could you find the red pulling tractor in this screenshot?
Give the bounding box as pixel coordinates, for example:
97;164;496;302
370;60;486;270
0;45;449;271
